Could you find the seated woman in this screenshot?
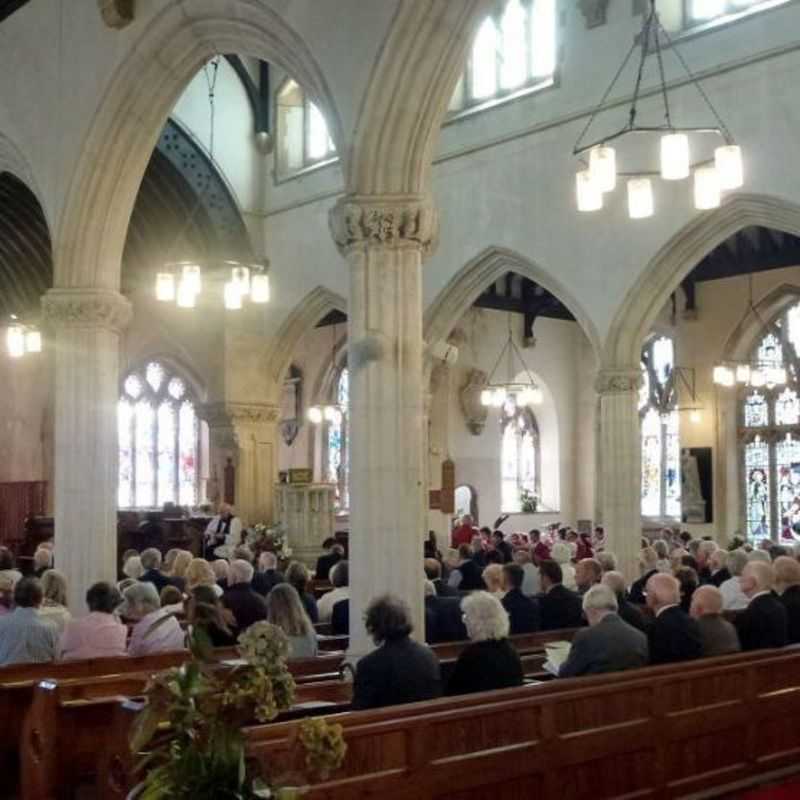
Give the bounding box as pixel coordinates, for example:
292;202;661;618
186;585;237;647
169;550;193;592
122;554;144;581
285;561;318;623
0;547;22;589
352;595;441;710
446;591;524;696
121;582;186;657
185;558;223;598
482;564;505;598
39;570;72;634
32;547;53;578
211;559;230;591
266;584;318;659
59;582;127;660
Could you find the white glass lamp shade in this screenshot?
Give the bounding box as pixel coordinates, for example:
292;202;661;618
714;145;743;190
223;281;243;310
694;166;721;210
181;264;202;294
689;409;702;424
231;266;251;295
713;365;734;386
24;330;42;353
576;170;602;212
251;273;270;304
530;387;544;405
6;324;25;358
155;273;176;302
307;406;323;424
627;178;654;219
480;389;493;407
589;146;616;193
736;364;751;384
491;387;507;407
176;278;197;308
660;133;690;180
750;369;766;388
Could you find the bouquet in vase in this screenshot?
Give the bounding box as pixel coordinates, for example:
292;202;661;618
246;522;293;560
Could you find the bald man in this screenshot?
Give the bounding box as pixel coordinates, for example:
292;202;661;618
645;573;703;665
735;562;788;651
689;585;740;657
774;556;800;644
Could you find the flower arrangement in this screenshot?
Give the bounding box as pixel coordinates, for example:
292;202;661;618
246;522;293;560
520;488;539;514
130;621;345;799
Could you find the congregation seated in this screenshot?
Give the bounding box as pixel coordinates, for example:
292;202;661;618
139;548;178;595
314;537;343;581
159;584;183;611
646;573;703;665
424;583;468;643
59;582;127;661
266;583;318;659
575;531;594;561
448;544;485;591
352;595;441;710
482;563;505;598
222;559;268;634
720;549;750;610
675;565;699;614
187;584;237;647
513;548;540;595
706;549;731;587
653;539;671;573
628;546;659;605
0;547;22;590
211;558;230;591
32;546;53;578
775;555;800;644
575;557;602;595
122;554;144;581
550;541;577;590
735;561;788;651
161;548;179;576
538;559;583;631
446;591;523;696
491;530;513;563
423;557;458;598
529;529;551;564
251;551;285;597
689;585;741;657
470;534;488;569
286;561;319;623
318;560;350;622
38;569;72;634
186;557;223;598
601;571;647;633
168;550;192;591
451;514;476;549
559;584;648;678
331;597;349;635
121;581;185;657
0;575;13;616
0;577;59;666
596;551;617;574
501;563;540;634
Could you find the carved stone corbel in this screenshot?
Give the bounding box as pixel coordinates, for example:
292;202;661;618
98;0;134;28
460;369;489;436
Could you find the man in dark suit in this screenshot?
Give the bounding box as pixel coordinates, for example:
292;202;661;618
251;551;285;596
602;571;648;633
735;561;788;651
575;558;602;595
628;546;659;605
314;539;343;581
538;560;584;630
424;558;458;598
775;556;800;644
450;544;485;591
424;584;467;643
689;585;740;657
559;584;648;678
707;550;732;587
491;531;513;564
501;563;540;634
222;559;268;635
646;572;703;664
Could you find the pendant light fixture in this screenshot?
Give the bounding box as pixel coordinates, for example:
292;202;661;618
5;316;43;358
572;0;744;219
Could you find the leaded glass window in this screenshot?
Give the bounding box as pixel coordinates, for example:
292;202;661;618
656;0;790;33
640;336;681;519
500;398;539;513
449;0;556;114
118;361;199;508
740;300;800;539
326;368;349;511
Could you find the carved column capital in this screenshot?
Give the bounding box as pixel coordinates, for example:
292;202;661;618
41;289;132;333
578;0;610;28
595;368;642;396
200;402;280;429
98;0;134;28
329;194;439;257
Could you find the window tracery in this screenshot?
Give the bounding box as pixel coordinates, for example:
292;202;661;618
325;367;349;511
500;397;540;513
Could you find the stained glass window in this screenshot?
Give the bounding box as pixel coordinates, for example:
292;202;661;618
326;368;349;511
640;336;681;518
500;399;539;513
118;361;199;508
775;389;800;426
745;439;770;539
450;0;556;114
744;391;768;427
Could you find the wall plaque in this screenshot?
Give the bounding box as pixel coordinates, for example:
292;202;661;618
289;468;313;485
441;459;455;515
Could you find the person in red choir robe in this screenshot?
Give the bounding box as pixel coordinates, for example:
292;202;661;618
451;515;477;548
529;529;551;565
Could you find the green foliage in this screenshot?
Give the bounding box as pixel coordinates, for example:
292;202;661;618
520;488;539;513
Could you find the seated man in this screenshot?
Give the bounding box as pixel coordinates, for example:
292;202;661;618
352;595;441;710
0;578;58;666
447;544;485;592
424;558;458;597
719;549;751;611
139;548;178;595
501;563;540;634
774;555;800;644
204;503;242;557
491;530;513;564
538;560;583;630
628;546;659;605
689;585;740;657
317;561;350;622
735;561;788;651
314;538;343;581
251;551;285;597
646;572;703;665
223;559;268;634
707;549;731;587
602;571;647;633
559;584;648;678
575;558;602;595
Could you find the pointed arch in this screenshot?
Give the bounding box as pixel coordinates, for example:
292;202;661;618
605;194;800;369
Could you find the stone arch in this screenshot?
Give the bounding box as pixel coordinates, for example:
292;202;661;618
424;245;602;364
55;2;342;291
605;194;800;370
0;130;45;216
120;352;209;406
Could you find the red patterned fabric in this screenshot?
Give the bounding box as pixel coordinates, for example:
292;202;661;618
0;482;47;550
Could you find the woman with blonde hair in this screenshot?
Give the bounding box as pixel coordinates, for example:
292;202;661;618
482;563;505;598
39;569;72;633
185;558;223;597
170;550;193;589
211;559;231;590
266;583;318;659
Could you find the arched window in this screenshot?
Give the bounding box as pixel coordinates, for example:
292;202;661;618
326;367;349;511
741;301;800;539
276;79;336;178
656;0;789;33
640;336;681;518
118;361;200;509
449;0;556;114
500;398;540;513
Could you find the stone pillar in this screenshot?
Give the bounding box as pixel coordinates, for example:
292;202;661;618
596;368;642;583
42;289;132;612
202;403;279;528
330;195;438;659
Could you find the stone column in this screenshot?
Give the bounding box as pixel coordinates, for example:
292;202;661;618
596;368;642;583
42;289;132;612
202;403;279;528
330;195;438;659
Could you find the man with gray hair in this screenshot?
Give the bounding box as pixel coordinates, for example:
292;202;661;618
719;549;750;611
646;573;703;664
222;559;267;635
252;550;285;597
558;584;648;678
628;546;659;604
689;585;740;657
735;561;788;651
